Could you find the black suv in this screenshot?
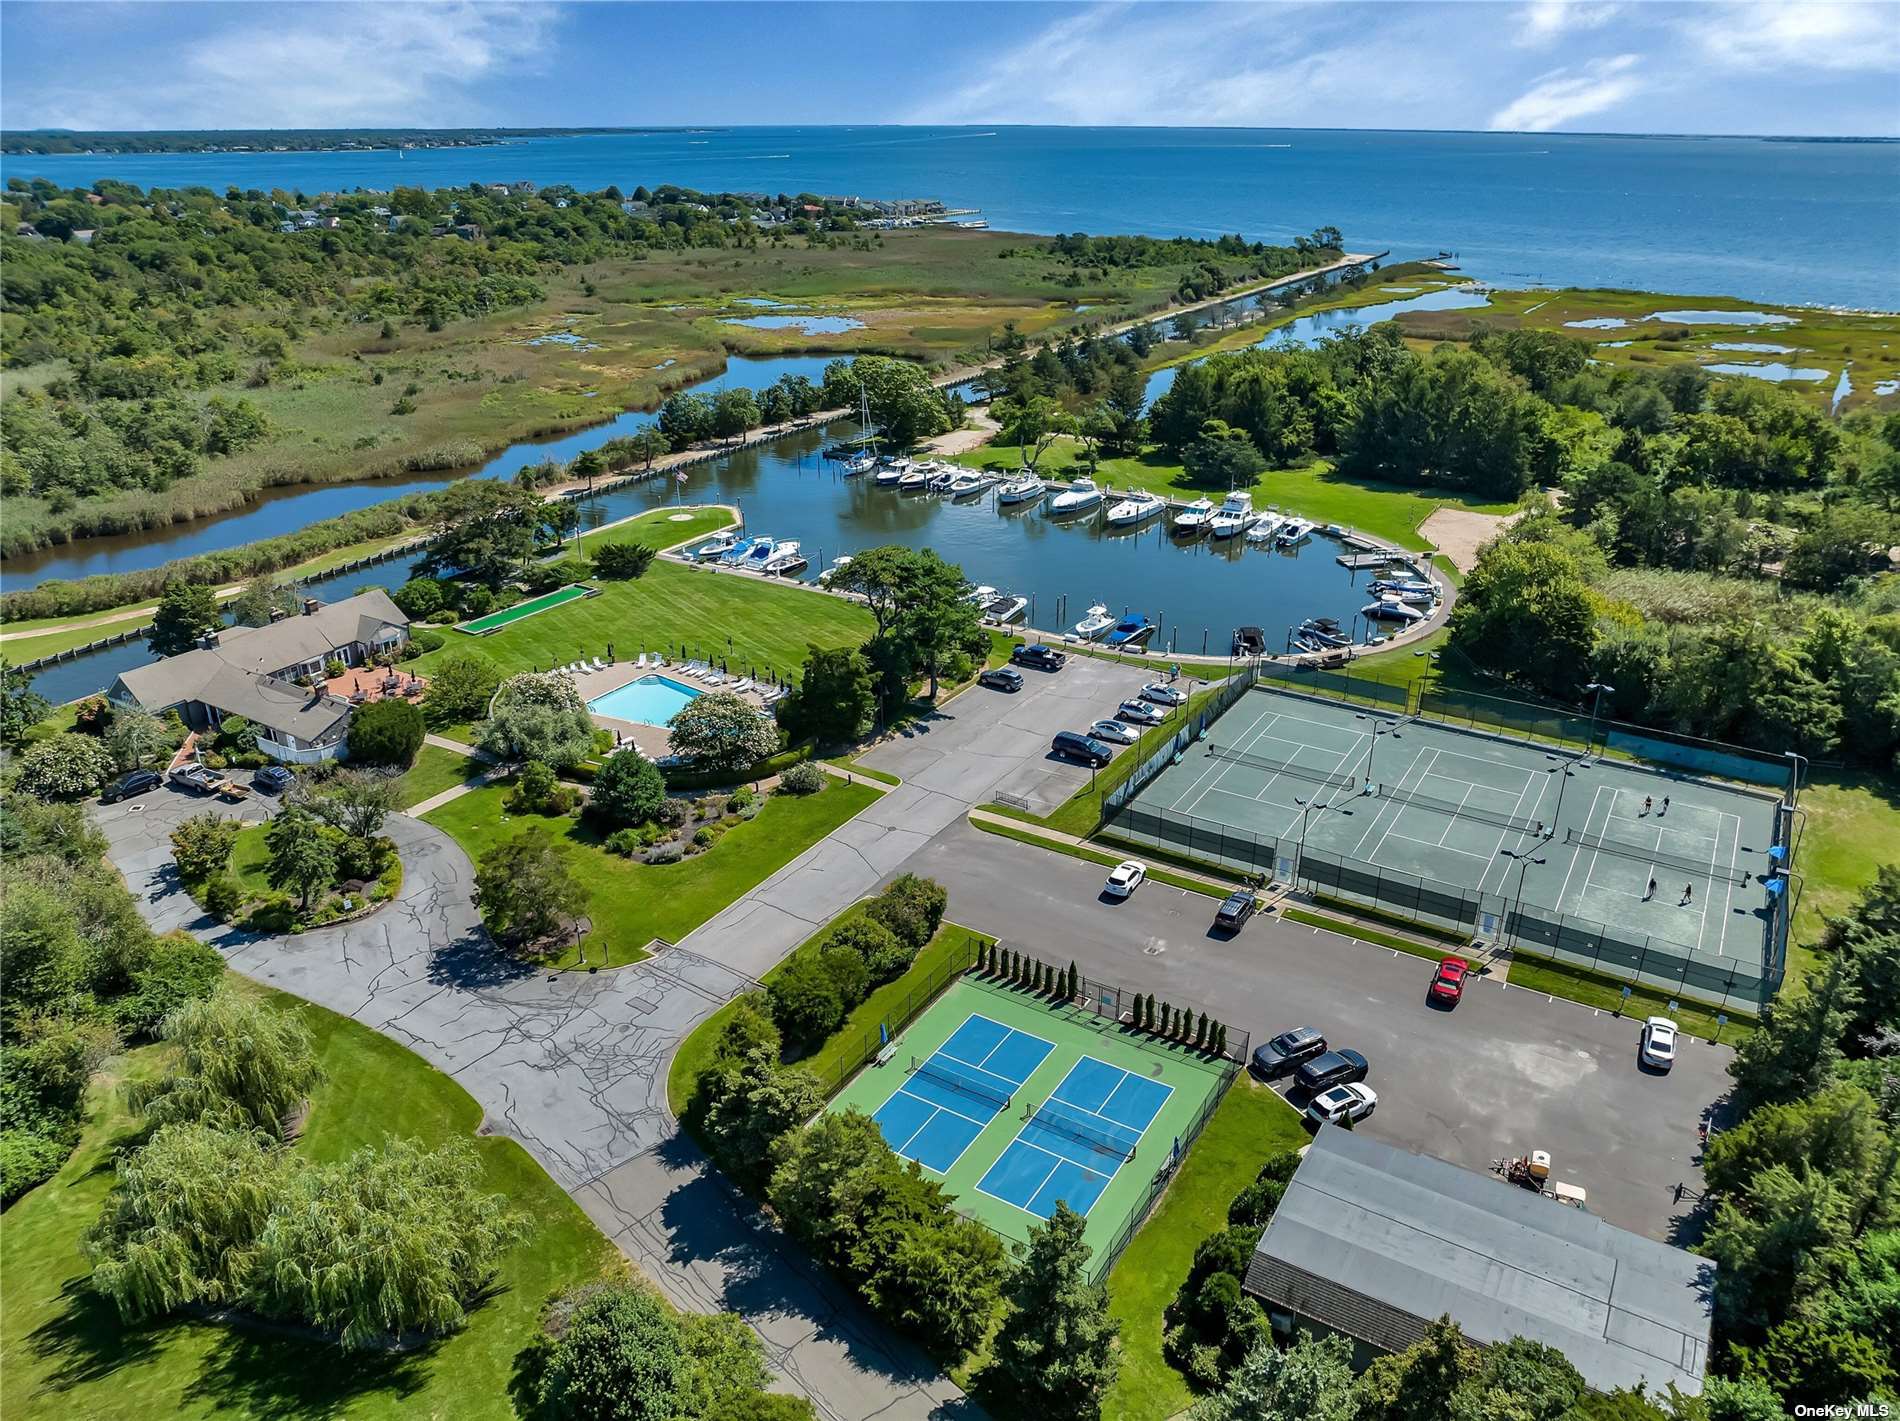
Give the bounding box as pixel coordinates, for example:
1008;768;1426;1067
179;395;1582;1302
1011;643;1067;671
1250;1027;1327;1079
1051;730;1112;767
253;765;295;794
979;666;1024;692
101;768;162;804
1295;1048;1370;1094
1214;889;1256;932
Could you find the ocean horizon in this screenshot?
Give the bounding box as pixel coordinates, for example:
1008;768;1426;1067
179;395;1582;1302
9;125;1898;309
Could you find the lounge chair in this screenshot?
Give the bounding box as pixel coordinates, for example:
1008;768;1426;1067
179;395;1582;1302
704;670;729;686
589;657;607;672
651;654;667;668
684;659;708;677
633;653;648;670
729;677;754;694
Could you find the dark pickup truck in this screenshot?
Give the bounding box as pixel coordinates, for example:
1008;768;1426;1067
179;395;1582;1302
1010;644;1068;671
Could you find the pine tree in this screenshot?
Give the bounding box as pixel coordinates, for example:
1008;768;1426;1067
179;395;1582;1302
1215;1023;1228;1056
989;1202;1119;1418
1195;1013;1208;1048
1033;960;1045;993
1068;961;1079;998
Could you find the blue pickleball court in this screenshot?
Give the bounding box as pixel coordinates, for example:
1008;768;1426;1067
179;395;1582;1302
976;1056;1174;1220
871;1013;1056;1175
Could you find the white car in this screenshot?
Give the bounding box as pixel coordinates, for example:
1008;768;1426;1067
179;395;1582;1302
1090;718;1142;745
1141;681;1188;707
1104;860;1147;898
1306;1083;1378;1125
1640;1016;1679;1070
1117;699;1166;726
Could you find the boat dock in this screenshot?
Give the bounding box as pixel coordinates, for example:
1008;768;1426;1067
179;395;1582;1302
1337;551;1403;570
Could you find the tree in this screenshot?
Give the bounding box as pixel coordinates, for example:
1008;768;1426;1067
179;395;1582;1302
1729;949;1861;1109
105;708;169;771
300;766;399;849
775;644;876;746
246;1137;522;1349
712;388;762;442
1447;535;1604;697
133;989;324;1137
1453;1336;1586;1421
413;480;543;589
1182;419;1267;489
625;426;670;471
667;691;779;773
543;498;583;549
535;1282;688;1421
14;731;115;799
392;576;446;621
766;952;848;1046
0;662;50;751
1187;1333;1354;1421
703;1048;826;1190
865;873;947;952
148;582;221;657
826;916;911;981
169;811;241;882
994;394;1075;471
474;829;588;946
658;392;716;450
480;671;596;768
1351;1317;1478;1421
1703;1163;1856;1331
347;696;424;768
421;649;501;725
1732;1316;1895;1409
992;1202;1120;1419
587;747;667;828
821;356;950;445
229;573;296;628
1704;1084;1891;1209
836;547;983;701
592;541;655;580
265;807;337;911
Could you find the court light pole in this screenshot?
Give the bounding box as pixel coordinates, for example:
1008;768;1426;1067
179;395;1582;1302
1499;848;1547;945
1293;795;1331;883
1584;681;1614;752
1783;749;1807;811
1363;721;1397;792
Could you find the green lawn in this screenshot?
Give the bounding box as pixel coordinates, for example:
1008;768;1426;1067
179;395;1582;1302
667;905;989;1119
0;984;619;1421
1103;1074;1310;1421
969;815;1226;898
954;445;1517;553
573;505;731;557
227;822;273;897
392;743;485;809
1505;954;1754;1043
1783;772;1900;987
425;776;882;968
413;515;873;687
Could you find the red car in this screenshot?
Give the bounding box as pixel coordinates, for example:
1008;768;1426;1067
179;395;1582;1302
1429;957;1470;1005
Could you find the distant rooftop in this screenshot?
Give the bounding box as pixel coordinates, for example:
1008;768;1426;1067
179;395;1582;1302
1244;1127;1714;1396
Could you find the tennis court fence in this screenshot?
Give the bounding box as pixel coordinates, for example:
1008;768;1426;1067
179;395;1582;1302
813;934;982;1096
1103;661;1260;818
1102;800;1777;1011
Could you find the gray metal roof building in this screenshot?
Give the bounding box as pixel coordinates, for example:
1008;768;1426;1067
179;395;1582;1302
1243;1127;1714;1396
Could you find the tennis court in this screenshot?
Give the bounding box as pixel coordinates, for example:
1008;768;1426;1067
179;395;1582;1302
456;583;597;635
1117;685;1783;994
829;975;1228;1269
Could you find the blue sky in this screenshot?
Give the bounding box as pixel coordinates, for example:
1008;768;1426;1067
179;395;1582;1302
3;2;1894;137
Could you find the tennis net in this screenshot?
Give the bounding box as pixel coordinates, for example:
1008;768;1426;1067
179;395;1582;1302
1207;743;1357;791
1376;783;1547;836
912;1054;1014;1110
1567;829;1752;885
1027;1097;1140;1162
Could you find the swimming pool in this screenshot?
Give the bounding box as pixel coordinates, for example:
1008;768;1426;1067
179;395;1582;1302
586;674;701;726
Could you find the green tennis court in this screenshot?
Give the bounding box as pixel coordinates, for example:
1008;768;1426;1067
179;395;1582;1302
827;975;1228;1274
455;583;598;635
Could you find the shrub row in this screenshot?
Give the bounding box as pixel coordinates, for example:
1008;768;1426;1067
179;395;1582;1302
766;875;948;1048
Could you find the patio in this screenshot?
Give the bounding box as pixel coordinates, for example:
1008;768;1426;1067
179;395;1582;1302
325;665;428;705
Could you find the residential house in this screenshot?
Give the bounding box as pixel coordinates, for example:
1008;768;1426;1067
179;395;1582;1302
109;591;410;764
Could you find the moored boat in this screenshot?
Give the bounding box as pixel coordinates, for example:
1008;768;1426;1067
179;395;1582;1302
1173;497;1215;535
842;453;875;476
997;474;1046;505
1105;613;1155;647
1049;476;1104;515
1105;491;1164;526
817;555;853;585
760;541;805;575
1277;517;1315;546
718;536;759;566
1071;603;1114;639
740;537;778;570
1362;597;1426;623
898;465;930;490
694;532;740;561
984;592;1029;623
1209;491;1255;539
1246;512;1283;543
947;470;989;497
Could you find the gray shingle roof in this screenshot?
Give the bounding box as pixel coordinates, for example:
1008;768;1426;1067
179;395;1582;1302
1243;1127;1714;1396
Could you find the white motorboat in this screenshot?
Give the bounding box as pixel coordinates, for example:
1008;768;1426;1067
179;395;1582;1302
1277;517;1316;546
873;456;910;486
947;471;989;497
1173;497;1215;535
924;464;957;492
898;465;931;490
759;541;805;575
694;532;740;561
997;474;1045;505
1362;597;1426;623
1105;491;1165;526
1209;491;1255;539
740;538;777;570
984;593;1030;624
1071;603;1115;640
1048;476;1104;515
962;584;998;606
1246;512;1283;543
817;555;853;585
718;536;759;566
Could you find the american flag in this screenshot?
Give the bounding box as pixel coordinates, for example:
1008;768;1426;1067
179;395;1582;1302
676;471;688;484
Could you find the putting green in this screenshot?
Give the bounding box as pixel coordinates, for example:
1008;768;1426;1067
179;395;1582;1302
456;583;597;635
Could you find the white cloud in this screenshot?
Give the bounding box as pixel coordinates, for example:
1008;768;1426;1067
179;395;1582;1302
14;2;558;130
1515;1;1623;47
1489;53;1643;130
1689;0;1900;72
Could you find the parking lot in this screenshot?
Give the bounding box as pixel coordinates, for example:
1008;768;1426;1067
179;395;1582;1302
907;817;1731;1242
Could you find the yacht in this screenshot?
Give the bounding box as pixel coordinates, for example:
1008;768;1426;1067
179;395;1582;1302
760;542;805;575
1277;517;1316;546
873;456;910;487
1048;476;1104;516
898;465;931;491
1362;596;1426;624
817;555;853;585
962;584;999;606
694;532;740;561
1071;603;1115;640
924;464;957;492
1299;618;1352;649
1105;614;1156;648
1105;491;1164;526
1209;491;1255;540
740;538;778;570
984;592;1029;624
1173;497;1215;535
947;470;989;497
717;536;759;566
997;474;1045;505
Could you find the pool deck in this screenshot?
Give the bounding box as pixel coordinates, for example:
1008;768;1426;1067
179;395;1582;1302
574;659;776;762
